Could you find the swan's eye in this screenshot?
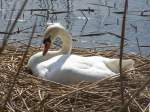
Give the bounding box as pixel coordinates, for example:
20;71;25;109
43;36;51;44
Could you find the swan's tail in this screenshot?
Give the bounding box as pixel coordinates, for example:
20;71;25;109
104;59;135;73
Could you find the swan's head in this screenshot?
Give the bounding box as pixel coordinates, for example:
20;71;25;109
43;23;66;56
27;23;72;70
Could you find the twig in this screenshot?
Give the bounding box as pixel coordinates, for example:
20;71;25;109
0;0;2;9
119;78;150;112
16;88;30;112
5;1;17;31
12;86;32;101
6;102;15;112
0;0;28;55
3;19;36;109
75;32;125;40
29;75;118;111
143;103;150;112
1;1;17;35
38;88;43;101
127;107;131;112
139;45;150;47
119;0;128;105
125;89;144;112
136;37;142;56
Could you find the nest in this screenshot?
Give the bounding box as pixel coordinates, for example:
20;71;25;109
0;45;149;112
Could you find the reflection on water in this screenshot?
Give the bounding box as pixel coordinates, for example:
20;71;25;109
0;0;150;57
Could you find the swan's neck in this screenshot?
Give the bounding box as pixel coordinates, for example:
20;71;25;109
57;29;72;54
44;24;72;55
28;27;72;70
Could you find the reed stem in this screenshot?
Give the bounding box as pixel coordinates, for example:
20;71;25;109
3;20;36;110
119;0;128;106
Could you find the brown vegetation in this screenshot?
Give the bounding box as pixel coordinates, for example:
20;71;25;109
0;46;149;112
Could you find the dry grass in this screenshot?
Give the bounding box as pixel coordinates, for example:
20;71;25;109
0;45;149;112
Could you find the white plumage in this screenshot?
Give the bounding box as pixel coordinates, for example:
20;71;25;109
27;23;134;84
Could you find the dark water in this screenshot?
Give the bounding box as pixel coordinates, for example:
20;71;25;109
0;0;150;57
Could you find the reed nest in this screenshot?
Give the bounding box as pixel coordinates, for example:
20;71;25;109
0;45;149;112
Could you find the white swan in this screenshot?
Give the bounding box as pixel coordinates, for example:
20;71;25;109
27;23;134;84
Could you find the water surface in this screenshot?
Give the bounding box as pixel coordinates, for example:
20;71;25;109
0;0;150;57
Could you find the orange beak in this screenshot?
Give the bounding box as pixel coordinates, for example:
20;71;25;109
43;42;51;56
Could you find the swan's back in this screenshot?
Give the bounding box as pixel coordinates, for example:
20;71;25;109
34;55;134;84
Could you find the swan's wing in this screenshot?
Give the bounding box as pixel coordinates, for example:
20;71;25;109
46;55;116;83
86;56;135;73
36;55;117;84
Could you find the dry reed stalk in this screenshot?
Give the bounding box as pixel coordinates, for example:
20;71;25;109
3;20;36;109
0;1;17;35
119;78;150;112
16;88;30;112
136;37;142;56
125;89;144;112
143;103;150;112
29;75;118;111
119;0;128;105
0;45;149;111
0;0;2;9
75;32;123;40
0;0;28;55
